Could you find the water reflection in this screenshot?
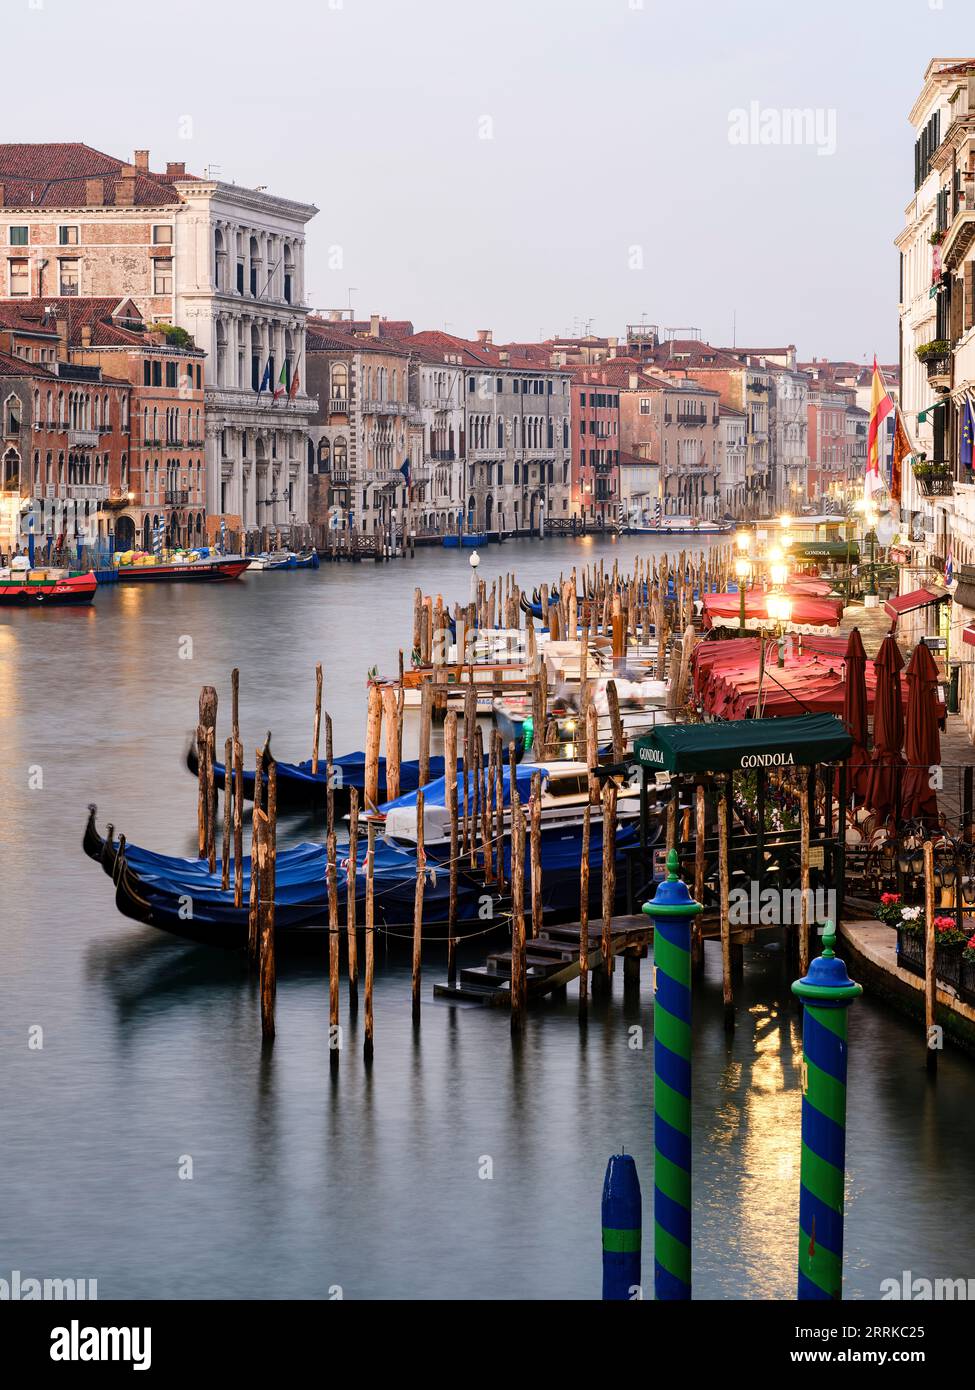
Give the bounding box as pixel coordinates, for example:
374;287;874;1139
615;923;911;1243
2;537;974;1298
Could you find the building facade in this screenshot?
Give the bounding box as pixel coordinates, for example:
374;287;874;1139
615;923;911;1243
173;176;317;530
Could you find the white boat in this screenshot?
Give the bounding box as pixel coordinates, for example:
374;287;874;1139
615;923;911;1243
382;760;643;847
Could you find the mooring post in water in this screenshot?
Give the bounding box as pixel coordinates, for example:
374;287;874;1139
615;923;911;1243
364;819;376;1061
923;840;937;1075
412;789;425;1023
601;1153;642;1301
258;761;278;1042
445;711;459;985
642;847;702;1301
197;685;218;858
312;662;323;773
791;919;861;1300
222;736;233;891
347;786;360;1010
510;803;527;1035
327;830;340;1048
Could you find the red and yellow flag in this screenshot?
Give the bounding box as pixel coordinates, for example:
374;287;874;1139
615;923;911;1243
890;409;911;504
866;356;893;497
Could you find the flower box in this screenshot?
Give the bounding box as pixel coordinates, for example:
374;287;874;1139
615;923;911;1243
897;927;924;977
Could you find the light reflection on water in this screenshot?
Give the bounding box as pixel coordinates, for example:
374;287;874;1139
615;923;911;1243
1;536;974;1299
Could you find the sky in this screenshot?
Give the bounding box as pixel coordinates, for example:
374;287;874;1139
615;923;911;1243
5;0;973;359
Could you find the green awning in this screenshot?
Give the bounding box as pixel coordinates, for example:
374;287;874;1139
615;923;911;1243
631;714;853;774
792;540;860;563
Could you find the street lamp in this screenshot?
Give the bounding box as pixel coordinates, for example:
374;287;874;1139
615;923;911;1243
735;529;750;554
767;593;794;666
469;548;480;608
854;499;879;599
735;554;751;634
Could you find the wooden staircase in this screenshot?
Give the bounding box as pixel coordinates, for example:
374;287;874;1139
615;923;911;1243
433;915;653;1006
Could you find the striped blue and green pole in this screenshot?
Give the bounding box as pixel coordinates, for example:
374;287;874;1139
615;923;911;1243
792;919;862;1300
601;1152;642;1300
642;847;702;1300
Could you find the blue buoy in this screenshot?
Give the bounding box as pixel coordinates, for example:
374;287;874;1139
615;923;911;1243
601;1152;642;1300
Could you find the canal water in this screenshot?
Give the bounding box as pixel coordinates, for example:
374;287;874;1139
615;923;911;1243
2;534;974;1300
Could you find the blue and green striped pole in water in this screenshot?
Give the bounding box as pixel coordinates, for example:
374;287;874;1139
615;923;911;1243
642;847;702;1300
601;1153;642;1299
792;919;862;1300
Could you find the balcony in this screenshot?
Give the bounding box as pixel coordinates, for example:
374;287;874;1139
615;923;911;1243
64;483;109;502
187;438;205;448
925;353;952;388
329;397;351;414
361;399;404;416
912;465;954;498
430;449;456;461
67;429;99;447
165;489;190;506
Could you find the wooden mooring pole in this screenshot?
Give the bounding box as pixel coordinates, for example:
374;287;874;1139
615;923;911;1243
347;787;360;1011
364;820;376;1061
718;779;734;1031
412;789;425;1023
258;761;277;1042
511;803;527;1035
924;839;937;1075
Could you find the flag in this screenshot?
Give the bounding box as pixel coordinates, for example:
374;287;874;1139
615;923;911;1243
257;358;272;399
891;409;912;504
961;397;975;472
866;356;893;498
399;458;411;487
288;366;300;401
945;550;954;587
273;362;287;403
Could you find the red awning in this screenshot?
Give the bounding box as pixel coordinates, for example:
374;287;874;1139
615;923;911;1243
963;625;975;648
883;588;949;621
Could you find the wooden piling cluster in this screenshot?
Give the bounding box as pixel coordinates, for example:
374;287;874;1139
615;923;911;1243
187;537;745;1046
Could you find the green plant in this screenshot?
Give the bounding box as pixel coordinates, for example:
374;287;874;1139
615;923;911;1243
147;321;194;350
915;339;951;361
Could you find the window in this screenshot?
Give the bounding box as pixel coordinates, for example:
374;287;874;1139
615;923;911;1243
58;225;79;245
153;258;173;295
58;259;79;295
152;225;173;245
640;398;651;415
9;258;28;296
143;362;151;387
9;226;28;246
152;362;162;388
165;362;177;389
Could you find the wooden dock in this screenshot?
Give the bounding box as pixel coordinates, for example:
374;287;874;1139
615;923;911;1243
433;909;755;1007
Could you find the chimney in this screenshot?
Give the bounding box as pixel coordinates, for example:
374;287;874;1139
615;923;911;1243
54;318;68;353
115;176;135;206
628;371;639;391
166;161;185;179
80;325;92;348
85;177;104;206
476;329;492;345
0;184;5;208
134;150;149;173
370;313;380;337
499;349;509;366
607;336;618;357
327;309;341;321
119;163;137;177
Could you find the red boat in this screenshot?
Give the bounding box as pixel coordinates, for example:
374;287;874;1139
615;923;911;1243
114;557;250;583
0;570;97;606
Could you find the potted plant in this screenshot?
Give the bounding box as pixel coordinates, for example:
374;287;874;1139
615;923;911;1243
876;892;904;926
915;339;951;361
894;904;925;976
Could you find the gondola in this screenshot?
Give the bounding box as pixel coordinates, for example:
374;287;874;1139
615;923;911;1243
184;745;465;812
82;802;655;949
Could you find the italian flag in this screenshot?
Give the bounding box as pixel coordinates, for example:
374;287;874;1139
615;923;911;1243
866;356;893;497
273;362;287;403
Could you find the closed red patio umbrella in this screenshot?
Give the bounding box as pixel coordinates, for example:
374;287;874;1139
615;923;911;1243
839;627;870;800
864;633;905;821
900;640;941;828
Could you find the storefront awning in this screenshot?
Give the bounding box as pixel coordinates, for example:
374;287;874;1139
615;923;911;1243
630;713;853;775
962;624;975;649
883;588;950;621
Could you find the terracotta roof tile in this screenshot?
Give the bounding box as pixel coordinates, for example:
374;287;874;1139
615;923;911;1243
0;144;185;208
